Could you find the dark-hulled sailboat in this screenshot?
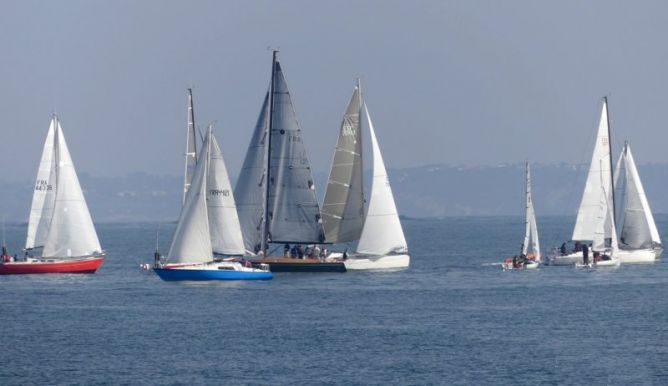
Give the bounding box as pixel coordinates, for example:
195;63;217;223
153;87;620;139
234;51;345;272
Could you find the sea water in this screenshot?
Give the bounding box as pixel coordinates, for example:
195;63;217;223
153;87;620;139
1;216;668;385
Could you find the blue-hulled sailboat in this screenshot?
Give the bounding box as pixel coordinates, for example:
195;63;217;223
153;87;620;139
154;125;272;281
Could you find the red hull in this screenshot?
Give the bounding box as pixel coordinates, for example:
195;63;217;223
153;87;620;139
0;256;104;275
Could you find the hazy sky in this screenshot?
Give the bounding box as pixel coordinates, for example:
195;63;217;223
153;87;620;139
2;1;668;181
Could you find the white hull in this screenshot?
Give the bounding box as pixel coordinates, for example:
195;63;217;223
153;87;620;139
549;252;583;266
616;248;657;264
343;254;410;270
595;258;620;267
575;258;620;268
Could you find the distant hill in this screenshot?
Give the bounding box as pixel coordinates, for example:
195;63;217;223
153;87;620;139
2;163;668;222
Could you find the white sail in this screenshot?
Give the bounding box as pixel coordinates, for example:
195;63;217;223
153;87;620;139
182;88;198;204
25;118;57;250
356;103;407;256
522;163;540;261
615;143;661;249
572;99;613;241
42;120;102;258
592;185;618;254
167;135;212;264
207;128;246;256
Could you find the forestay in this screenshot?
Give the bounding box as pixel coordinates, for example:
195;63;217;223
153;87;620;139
42;120;102;258
356;103;408;256
322;83;364;244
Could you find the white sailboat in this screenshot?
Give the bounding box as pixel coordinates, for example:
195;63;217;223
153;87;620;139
550;98;619;267
1;115;104;274
154;127;271;281
502;163;540;270
613;142;662;263
323;82;409;270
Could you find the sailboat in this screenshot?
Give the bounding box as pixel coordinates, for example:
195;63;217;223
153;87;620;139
154;127;272;281
323;82;410;270
549;98;620;267
0;115;105;274
234;51;345;272
613;142;663;263
502;163;540;270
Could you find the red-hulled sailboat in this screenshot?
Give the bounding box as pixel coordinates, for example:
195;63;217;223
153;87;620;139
0;114;104;275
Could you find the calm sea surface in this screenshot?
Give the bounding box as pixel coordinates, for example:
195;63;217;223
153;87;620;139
1;216;668;385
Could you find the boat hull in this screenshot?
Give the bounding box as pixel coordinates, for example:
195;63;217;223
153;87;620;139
343;254;410;270
250;257;346;272
595;258;620;267
548;252;583;266
154;267;272;281
501;259;540;270
0;256;104;275
616;249;657;264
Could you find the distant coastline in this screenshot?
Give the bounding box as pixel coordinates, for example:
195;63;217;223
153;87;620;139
2;163;668;222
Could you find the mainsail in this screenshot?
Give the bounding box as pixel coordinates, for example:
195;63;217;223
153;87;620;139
614;143;661;249
266;60;324;244
207;128;246;256
42;118;102;258
235;52;324;253
522;163;540;260
183;88;198;204
25;118;57;250
321;82;364;243
572;98;614;241
356;103;407;256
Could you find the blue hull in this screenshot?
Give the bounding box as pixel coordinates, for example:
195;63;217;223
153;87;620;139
154;268;272;281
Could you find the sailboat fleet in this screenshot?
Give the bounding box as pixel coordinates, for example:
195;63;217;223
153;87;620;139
0;52;663;278
547;97;662;268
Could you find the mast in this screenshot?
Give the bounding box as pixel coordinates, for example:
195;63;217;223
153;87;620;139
358;78;364;210
183;88;198;204
604;96;616;228
261;50;278;254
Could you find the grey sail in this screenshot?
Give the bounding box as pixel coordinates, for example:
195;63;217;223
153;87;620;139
614;143;661;249
234;92;269;254
321;83;364;243
266;60;325;244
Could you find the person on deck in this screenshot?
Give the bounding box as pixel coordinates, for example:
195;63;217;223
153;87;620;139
284;244;290;257
582;244;589;265
560;242;567;255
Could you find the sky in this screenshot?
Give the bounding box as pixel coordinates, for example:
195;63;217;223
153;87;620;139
1;0;668;181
